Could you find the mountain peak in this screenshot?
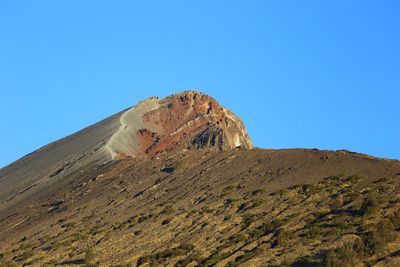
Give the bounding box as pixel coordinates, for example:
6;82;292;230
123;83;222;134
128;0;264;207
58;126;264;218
105;91;253;158
0;90;252;216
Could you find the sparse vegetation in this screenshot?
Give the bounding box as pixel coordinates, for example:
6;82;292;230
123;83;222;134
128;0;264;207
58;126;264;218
2;149;400;266
137;244;196;266
362;219;395;255
360;191;380;216
84;248;98;267
275;228;295;246
201;252;231;266
225;197;240;207
160;206;175;215
227;248;262;267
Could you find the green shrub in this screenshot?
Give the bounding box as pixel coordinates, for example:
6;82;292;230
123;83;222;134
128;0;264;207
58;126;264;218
389;210;400;228
62;222;76;230
331;194;344;209
201;252;230;266
227;248;262;267
301;184;316;194
325;241;363;267
237;199;265;212
325;249;340;267
275;229;295;246
291;255;317;266
138;213;154;223
377;219;395;240
306;226;323;238
224;185;235;192
229;233;247;243
137;244;195;266
160;206;174;215
89;225;101;235
360;192;380;216
225;198;239;207
250;199;265;208
175;252;201;267
249;218;284;239
117;221;128;230
179;243;195;252
346;174;366;184
71;233;85;242
315;210;330;219
237;202;248;212
363;219;395;254
201;206;213;214
362;231;383;255
251;189;266;196
270;218;283;229
223;215;232;221
242;214;257;227
249;228;265;239
258;218;283;234
84;248;98;267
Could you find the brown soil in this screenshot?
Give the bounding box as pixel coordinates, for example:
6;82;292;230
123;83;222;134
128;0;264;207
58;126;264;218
1;148;399;266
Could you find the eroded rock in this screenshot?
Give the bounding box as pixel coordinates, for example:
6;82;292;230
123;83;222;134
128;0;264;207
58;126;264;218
105;91;253;158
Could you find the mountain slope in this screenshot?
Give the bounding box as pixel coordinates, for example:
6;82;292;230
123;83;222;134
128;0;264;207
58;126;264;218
0;91;252;217
0;110;124;215
0;148;399;266
1;91;400;267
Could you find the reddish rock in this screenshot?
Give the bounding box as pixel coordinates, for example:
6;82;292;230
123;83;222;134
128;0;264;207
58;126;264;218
105;91;253;158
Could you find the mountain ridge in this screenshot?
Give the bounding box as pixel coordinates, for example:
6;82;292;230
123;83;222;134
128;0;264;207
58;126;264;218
1;91;400;266
0;91;252;217
1;148;400;266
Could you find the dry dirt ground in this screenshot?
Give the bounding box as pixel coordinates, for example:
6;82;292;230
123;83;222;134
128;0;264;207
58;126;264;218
1;148;400;266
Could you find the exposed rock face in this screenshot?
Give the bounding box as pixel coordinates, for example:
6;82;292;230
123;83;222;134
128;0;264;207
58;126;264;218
105;91;253;158
0;90;251;215
3;91;400;266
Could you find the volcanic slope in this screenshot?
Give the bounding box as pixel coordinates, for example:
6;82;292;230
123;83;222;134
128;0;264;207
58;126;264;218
1;149;400;266
0;91;252;217
1;92;400;266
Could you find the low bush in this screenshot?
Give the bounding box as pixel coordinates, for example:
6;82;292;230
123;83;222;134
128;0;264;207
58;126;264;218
137;243;195;266
346;174;366;184
229;233;247;243
201;252;230;266
360;192;380;216
363;219;395;254
225;198;239;207
325;240;364;267
84;248;98;267
275;229;295;246
251;189;266;196
160;206;174;215
242;214;257;227
226;248;262;267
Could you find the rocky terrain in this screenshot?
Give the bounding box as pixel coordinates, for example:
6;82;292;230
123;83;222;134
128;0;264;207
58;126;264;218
0;91;399;267
0;91;251;217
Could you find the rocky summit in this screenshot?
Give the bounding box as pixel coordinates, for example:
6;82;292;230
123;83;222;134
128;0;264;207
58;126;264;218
105;91;253;158
1;91;400;267
0;91;251;216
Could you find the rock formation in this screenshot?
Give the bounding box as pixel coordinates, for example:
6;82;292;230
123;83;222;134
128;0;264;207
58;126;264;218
1;91;400;266
105;91;253;158
0;90;252;215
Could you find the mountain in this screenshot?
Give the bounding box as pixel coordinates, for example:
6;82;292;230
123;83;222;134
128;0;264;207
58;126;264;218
0;91;251;217
0;91;399;267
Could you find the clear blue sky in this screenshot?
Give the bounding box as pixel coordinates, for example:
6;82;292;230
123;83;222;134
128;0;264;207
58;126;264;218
1;1;399;168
